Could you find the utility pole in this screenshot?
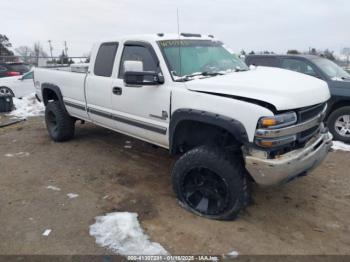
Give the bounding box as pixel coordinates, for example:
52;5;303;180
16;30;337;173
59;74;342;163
64;41;68;57
64;41;69;65
48;40;54;64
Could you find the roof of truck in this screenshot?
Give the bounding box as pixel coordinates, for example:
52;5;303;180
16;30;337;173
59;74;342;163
98;33;217;44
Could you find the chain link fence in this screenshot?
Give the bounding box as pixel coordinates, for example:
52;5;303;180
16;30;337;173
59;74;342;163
0;55;89;68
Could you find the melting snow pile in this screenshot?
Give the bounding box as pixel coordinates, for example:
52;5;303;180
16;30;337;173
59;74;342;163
332;141;350;152
67;193;79;199
89;212;168;256
8;93;44;119
5;152;30;157
46;185;61;191
227;250;239;258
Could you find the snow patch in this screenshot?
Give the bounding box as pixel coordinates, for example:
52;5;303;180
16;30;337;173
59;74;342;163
67;193;79;199
331;76;344;81
8;93;44;119
42;229;52;236
332;141;350;152
5;152;29;157
46;185;61;191
227;250;239;258
89;212;168;256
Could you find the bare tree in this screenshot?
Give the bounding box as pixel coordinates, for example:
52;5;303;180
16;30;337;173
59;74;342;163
15;46;33;63
32;42;48;65
0;34;14;59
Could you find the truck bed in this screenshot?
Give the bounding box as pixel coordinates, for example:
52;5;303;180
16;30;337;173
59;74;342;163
34;67;87;105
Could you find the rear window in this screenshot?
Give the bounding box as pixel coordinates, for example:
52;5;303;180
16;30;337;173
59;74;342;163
8;64;30;73
94;42;119;77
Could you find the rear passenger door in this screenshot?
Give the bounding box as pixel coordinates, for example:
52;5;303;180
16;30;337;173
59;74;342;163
85;42;119;128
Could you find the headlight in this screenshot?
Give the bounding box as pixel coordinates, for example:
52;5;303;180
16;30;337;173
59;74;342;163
258;112;297;129
255;111;298;148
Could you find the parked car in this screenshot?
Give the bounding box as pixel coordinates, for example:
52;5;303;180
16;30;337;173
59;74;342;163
246;55;350;142
34;34;332;220
0;62;30;78
0;71;35;97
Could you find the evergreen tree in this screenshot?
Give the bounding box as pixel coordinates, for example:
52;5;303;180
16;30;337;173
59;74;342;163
0;34;14;58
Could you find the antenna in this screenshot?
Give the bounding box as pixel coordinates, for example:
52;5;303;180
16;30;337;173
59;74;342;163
176;8;182;76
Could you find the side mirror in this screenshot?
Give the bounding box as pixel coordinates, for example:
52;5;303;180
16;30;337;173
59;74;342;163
124;60;143;72
123;60;164;86
124;71;164;86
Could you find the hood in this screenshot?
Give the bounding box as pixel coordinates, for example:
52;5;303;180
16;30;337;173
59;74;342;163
185;67;330;111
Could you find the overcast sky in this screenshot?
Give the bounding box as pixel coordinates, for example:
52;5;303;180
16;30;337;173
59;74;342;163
2;0;349;57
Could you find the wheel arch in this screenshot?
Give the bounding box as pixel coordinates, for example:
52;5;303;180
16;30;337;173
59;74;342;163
326;99;350;120
169;109;249;155
41;83;68;113
0;86;15;97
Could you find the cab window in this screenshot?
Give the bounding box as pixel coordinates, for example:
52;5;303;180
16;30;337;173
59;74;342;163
94;42;119;77
118;45;159;79
281;58;318;77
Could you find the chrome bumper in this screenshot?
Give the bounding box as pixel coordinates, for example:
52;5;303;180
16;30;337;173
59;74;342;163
244;130;333;186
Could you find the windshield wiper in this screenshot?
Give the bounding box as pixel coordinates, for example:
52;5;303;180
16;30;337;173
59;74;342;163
234;68;248;72
179;71;224;81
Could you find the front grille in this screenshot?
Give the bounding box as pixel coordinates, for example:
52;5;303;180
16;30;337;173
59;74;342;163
295;102;325;145
298;103;326;123
298;126;319;143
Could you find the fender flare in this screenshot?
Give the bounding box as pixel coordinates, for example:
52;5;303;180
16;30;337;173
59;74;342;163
41;83;67;113
169;108;249;154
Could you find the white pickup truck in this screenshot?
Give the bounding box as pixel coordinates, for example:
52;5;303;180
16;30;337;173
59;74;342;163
35;33;333;220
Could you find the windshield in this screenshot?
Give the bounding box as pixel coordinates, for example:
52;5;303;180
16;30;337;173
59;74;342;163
158;39;248;80
312;58;350;80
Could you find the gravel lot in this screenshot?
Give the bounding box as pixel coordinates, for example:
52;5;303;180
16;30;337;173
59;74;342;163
0;116;350;255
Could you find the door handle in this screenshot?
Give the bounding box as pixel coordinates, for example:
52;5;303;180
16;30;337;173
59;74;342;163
112;87;122;95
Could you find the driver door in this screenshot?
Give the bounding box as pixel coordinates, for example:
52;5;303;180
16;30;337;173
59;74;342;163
111;42;170;146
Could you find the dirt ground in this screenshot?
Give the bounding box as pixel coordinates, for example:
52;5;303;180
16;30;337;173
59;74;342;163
0;116;350;255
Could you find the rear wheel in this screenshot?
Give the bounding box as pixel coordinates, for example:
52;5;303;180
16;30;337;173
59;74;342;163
327;106;350;143
172;145;250;220
45;101;75;142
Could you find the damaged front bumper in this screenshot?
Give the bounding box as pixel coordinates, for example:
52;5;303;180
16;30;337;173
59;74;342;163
244;129;333;186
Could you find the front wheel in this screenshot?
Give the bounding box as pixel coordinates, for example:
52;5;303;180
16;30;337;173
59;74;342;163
327;106;350;143
171;145;250;220
45;101;75;142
